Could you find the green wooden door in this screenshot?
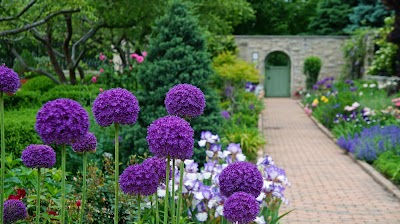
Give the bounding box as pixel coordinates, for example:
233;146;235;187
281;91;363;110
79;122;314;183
265;66;290;97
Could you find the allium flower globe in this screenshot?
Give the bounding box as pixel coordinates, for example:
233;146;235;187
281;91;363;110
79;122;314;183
0;64;20;94
119;164;158;196
142;157;168;183
71;132;97;153
3;199;27;224
223;192;259;224
165;84;206;118
147;115;194;160
21;144;56;168
219;161;263;197
35;99;89;145
92;88;140;127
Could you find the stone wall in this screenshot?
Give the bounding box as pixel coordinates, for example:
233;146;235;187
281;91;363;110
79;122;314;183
234;35;348;96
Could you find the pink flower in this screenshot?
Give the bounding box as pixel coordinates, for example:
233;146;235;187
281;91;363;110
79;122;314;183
130;53;139;59
304;104;312;116
344;102;360;111
396;102;400;107
99;88;103;93
76;200;81;207
142;51;147;57
136;56;144;63
91;76;97;83
99;68;104;73
99;53;106;61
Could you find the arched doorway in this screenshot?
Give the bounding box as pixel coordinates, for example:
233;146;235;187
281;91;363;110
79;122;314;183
264;51;291;97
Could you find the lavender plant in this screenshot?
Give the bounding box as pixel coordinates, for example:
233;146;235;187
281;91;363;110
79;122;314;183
21;144;56;224
0;64;20;223
92;87;140;224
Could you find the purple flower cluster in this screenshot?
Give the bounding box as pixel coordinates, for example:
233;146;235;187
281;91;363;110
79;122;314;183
119;164;158;196
35;99;89;145
336;125;400;162
245;82;257;93
219;161;263;197
71;132;97;153
223;192;259;224
3;199;27;224
21;144;56;168
92;88;140;127
165;84;205;118
313;76;335;91
147;115;194;160
221;110;230;119
0;64;20;94
142;157;168;183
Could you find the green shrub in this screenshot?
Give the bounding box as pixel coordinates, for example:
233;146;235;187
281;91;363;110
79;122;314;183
43;85;100;106
374;150;400;184
22;76;57;93
0;109;42;156
304;56;322;90
4;90;43;110
222;125;266;162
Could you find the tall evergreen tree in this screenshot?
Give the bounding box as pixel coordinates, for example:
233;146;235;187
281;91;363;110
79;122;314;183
134;1;222;160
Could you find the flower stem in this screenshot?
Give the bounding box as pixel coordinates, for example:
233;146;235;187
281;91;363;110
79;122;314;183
114;123;119;224
171;159;176;224
137;194;141;222
155;191;159;224
176;162;184;224
0;92;4;224
79;152;88;224
164;155;170;224
36;168;41;224
61;144;66;224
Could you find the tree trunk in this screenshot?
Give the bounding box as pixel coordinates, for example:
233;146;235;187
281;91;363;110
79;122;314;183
63;14;77;85
45;23;67;83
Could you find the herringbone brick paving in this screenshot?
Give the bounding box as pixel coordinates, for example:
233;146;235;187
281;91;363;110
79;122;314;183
261;98;400;224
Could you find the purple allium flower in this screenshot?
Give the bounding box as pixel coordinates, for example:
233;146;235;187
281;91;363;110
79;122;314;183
164;84;205;118
350;87;358;92
141;157;167;183
326;83;332;88
3;199;27;224
146;115;194;160
221;110;230;119
119;164;158;196
223;192;259;224
219;162;263;197
21;144;56;168
92;88;140;127
71;132;97;153
0;64;20;94
313;85;318;90
35;99;89;145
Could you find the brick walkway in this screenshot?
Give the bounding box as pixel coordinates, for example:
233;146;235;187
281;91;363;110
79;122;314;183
260;98;400;224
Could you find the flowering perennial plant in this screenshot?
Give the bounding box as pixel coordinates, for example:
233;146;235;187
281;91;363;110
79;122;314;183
119;164;159;196
165;83;206;118
147;115;194;160
21;144;56;168
92;88;140;127
223;191;260;224
71;132;97;153
0;64;20;94
142;157;168;183
3;199;27;224
35;98;89;145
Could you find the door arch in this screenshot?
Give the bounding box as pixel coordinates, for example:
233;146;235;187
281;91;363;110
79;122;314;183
264;51;291;97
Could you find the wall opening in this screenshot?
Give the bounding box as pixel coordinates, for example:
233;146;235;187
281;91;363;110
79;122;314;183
264;51;291;97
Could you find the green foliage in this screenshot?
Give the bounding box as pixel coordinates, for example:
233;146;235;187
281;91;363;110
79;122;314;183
135;2;222;161
212;52;259;86
206;35;238;58
308;0;354;35
304;56;322;90
367;17;398;77
345;0;390;33
4;90;43;110
374;150;400;183
43;85;100;107
22;76;57;93
0;109;41;157
222;125;265;162
13;49;36;77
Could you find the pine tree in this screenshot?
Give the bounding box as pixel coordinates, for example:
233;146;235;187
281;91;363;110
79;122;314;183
133;1;222;160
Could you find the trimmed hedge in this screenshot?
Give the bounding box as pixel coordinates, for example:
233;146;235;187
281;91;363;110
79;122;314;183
43;84;101;106
1;109;42;156
22;76;57;93
5;90;43;110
